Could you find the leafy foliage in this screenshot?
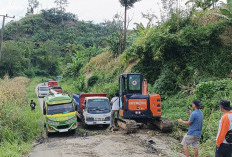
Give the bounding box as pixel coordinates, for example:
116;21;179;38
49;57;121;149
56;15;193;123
128;13;231;95
186;0;219;11
87;75;99;87
2;9;120;78
119;0;141;9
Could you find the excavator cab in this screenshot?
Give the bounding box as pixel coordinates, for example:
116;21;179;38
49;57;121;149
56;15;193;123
119;73;154;119
119;73;142;95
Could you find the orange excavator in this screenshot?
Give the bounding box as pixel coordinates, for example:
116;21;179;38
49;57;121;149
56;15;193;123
115;73;173;132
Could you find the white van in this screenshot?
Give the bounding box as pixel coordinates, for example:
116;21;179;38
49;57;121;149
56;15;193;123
38;86;49;98
82;97;111;126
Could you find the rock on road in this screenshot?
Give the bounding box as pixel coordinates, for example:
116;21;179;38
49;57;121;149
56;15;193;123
27;84;185;157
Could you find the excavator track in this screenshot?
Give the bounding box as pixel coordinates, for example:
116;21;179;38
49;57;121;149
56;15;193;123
153;117;173;132
115;117;173;133
115;118;141;133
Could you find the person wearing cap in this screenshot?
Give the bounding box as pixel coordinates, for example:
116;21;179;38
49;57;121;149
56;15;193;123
215;99;232;157
178;99;203;157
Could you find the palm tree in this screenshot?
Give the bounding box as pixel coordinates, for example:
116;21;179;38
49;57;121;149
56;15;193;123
119;0;141;52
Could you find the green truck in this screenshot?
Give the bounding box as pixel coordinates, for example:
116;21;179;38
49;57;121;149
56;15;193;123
43;92;77;135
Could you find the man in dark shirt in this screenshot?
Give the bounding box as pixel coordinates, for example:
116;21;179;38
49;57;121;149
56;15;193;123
178;99;203;157
30;100;36;111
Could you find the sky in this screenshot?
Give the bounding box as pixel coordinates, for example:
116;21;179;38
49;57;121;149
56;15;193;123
0;0;225;29
0;0;182;28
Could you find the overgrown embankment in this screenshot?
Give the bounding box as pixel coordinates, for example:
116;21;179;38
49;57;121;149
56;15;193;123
60;11;232;157
0;76;43;157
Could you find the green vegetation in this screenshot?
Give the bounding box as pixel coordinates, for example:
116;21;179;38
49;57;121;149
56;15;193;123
1;0;232;156
60;7;232;157
1;9;120;78
0;76;43;157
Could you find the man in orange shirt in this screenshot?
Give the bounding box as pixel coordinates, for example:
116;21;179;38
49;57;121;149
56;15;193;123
216;99;232;157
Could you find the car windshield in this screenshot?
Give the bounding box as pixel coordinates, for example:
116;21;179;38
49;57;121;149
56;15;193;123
87;99;110;111
39;87;49;91
47;103;74;115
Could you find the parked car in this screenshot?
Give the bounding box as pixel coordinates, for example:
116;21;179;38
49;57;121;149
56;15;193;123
38;86;49;98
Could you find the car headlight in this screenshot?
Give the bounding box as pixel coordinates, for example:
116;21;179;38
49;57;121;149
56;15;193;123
66;117;77;124
86;117;94;122
47;120;59;125
104;116;110;121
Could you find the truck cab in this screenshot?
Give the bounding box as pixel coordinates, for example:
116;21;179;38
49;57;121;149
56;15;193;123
48;80;58;88
82;97;111;126
43;93;77;135
38;86;49;98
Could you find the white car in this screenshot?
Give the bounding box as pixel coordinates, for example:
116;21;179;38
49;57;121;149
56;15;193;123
38;86;49;98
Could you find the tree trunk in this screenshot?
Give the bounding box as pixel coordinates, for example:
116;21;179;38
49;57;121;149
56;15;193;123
123;6;127;53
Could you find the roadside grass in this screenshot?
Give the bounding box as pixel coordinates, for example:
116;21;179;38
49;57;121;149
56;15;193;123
0;77;43;157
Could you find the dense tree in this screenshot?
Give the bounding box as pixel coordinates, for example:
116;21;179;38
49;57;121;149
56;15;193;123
119;0;141;52
54;0;69;12
141;10;157;28
26;0;39;15
186;0;219;11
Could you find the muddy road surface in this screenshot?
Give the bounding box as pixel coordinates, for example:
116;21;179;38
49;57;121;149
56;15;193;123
27;84;184;157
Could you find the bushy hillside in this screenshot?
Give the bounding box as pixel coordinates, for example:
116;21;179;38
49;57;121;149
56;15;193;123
4;9;117;47
0;9;119;78
60;11;232;156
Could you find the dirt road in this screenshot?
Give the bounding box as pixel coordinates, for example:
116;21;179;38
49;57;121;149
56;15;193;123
27;84;184;157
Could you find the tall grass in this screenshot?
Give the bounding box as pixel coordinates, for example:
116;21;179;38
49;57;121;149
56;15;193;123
0;76;43;157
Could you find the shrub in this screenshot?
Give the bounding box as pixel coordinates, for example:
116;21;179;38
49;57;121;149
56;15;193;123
87;75;99;87
153;66;179;96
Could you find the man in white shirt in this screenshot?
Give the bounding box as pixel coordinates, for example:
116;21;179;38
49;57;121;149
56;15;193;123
110;93;119;128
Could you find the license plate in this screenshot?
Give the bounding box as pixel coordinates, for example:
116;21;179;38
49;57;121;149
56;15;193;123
95;118;104;121
59;129;68;132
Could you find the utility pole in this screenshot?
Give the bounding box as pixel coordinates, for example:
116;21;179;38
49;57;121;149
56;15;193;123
0;14;15;61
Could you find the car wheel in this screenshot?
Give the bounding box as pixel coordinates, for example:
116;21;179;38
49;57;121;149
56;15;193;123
70;129;76;134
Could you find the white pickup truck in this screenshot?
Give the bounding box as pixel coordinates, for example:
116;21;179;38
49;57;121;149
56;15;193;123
82;97;111;126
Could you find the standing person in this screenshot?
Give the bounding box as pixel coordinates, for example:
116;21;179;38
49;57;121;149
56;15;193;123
110;93;119;129
215;99;232;157
178;99;203;157
30;100;36;111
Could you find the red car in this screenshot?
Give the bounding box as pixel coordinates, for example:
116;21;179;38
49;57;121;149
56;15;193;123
52;86;63;93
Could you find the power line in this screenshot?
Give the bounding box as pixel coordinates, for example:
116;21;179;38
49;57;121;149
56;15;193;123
0;14;15;61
